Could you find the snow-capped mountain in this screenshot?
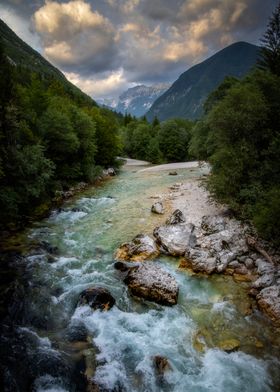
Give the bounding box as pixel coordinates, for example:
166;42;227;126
98;84;170;117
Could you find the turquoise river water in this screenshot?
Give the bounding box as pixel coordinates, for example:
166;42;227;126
1;163;280;392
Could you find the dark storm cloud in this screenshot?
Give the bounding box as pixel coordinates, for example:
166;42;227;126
0;0;278;99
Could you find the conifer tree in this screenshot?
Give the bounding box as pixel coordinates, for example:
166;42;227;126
260;2;280;75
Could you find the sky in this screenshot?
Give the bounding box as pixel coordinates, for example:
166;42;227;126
0;0;278;100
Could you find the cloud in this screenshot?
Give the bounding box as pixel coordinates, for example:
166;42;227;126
0;5;40;50
65;69;131;98
33;0;118;73
2;0;278;100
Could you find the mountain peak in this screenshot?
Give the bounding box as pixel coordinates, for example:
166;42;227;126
101;84;170;117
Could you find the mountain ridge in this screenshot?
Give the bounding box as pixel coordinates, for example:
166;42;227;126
98;83;170;117
146;41;260;121
0;18;97;106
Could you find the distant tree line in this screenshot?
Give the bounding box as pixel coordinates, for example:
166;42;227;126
120;115;193;164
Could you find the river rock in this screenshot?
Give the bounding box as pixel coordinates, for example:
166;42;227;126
169;171;178;176
252;273;275;289
153;355;172;374
115;234;159;261
39;240;59;255
166;209;186;225
124;263;179;305
182;214;252;275
78;287;115;311
151;201;164;215
257;285;280;325
153;224;196;256
185;249;217;274
218;338;240;353
104;168;116;176
114;261;131;272
201;215;228;234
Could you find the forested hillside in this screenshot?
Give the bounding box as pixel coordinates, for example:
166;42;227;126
0;20;121;230
146;42;259;121
189;5;280;245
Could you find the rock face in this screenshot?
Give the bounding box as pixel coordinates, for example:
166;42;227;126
103;168;116;176
177;213;280;325
166;209;186;225
79;287;115;311
184;215;251;275
124;263;179;305
151;201;164;215
257;286;280;326
115;234;159;261
154;223;196;256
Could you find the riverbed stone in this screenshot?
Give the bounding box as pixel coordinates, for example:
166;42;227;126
252;273;275;289
153;223;196;256
78;287;115;311
257;285;280;325
103;167;116;176
124;263;179;305
185;249;217;274
151;201;164;215
153;355;172;374
218;338;240;353
166;209;186;225
115;234;159;262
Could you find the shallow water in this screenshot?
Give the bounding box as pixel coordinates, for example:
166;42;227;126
2;165;280;391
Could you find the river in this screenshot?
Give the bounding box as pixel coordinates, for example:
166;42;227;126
1;162;280;391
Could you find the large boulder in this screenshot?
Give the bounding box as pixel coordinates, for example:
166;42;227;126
115;234;159;261
166;209;186;225
153;223;196;256
78;287;115;311
124;263;179;305
257;285;280;326
103;167;116;176
185;249;217;274
181;214;253;275
151;201;164;215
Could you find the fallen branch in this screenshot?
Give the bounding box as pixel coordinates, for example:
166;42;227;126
246;235;275;265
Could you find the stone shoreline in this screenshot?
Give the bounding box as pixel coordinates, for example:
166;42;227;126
115;175;280;327
168;178;280;326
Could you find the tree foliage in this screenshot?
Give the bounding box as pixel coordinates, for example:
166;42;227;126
259;2;280;76
0;39;121;229
120;117;193;163
190;68;280;244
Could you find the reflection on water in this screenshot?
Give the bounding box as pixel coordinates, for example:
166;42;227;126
2;165;280;392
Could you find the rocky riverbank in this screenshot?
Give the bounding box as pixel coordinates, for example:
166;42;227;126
115;175;280;327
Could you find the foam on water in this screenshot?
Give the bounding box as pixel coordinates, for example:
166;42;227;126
165;349;273;392
76;196;116;212
72;305;194;391
34;375;69;392
71;303;274;392
50;210;88;223
10;165;279;392
18;327;52;348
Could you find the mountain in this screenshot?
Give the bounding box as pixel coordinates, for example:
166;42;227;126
146;42;260;121
0;18;97;106
99;84;170;117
